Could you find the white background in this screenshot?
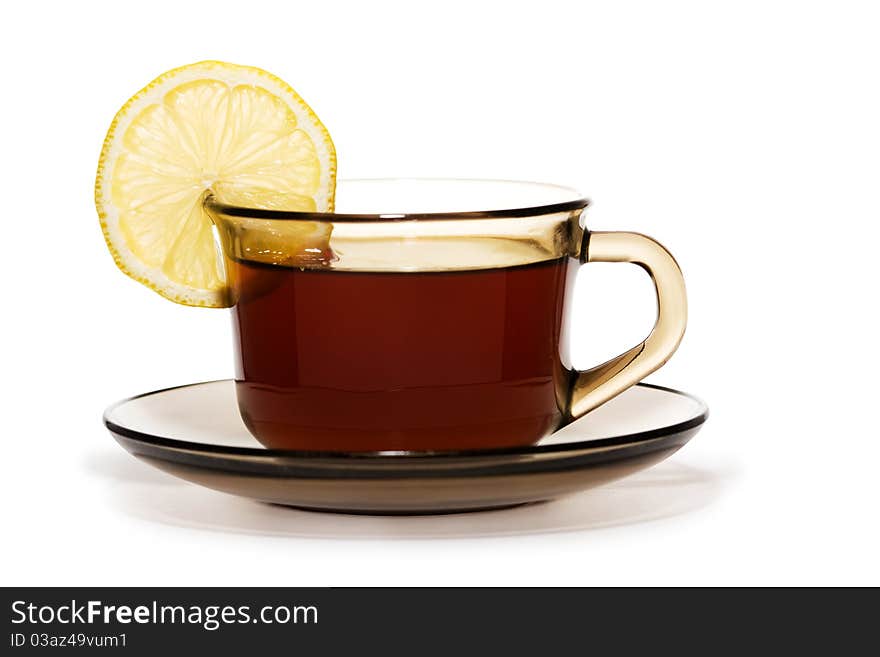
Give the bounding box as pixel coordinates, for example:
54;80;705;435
2;0;878;586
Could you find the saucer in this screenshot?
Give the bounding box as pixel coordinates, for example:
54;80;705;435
104;380;708;515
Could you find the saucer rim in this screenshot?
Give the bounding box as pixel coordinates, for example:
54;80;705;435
103;380;709;461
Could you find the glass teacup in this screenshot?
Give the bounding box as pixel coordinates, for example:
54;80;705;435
207;179;686;452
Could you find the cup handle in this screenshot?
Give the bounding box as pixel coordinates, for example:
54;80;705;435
568;231;688;420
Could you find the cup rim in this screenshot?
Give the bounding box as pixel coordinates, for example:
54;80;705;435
205;177;590;222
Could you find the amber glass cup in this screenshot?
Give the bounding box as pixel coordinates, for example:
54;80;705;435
206;179;687;452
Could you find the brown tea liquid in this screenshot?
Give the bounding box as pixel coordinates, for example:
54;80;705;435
229;257;576;451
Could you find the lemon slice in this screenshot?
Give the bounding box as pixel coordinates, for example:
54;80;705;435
95;60;336;307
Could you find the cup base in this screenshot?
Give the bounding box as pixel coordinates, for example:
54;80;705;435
239;410;559;452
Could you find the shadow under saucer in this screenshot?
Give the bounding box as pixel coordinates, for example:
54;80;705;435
84;449;730;539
